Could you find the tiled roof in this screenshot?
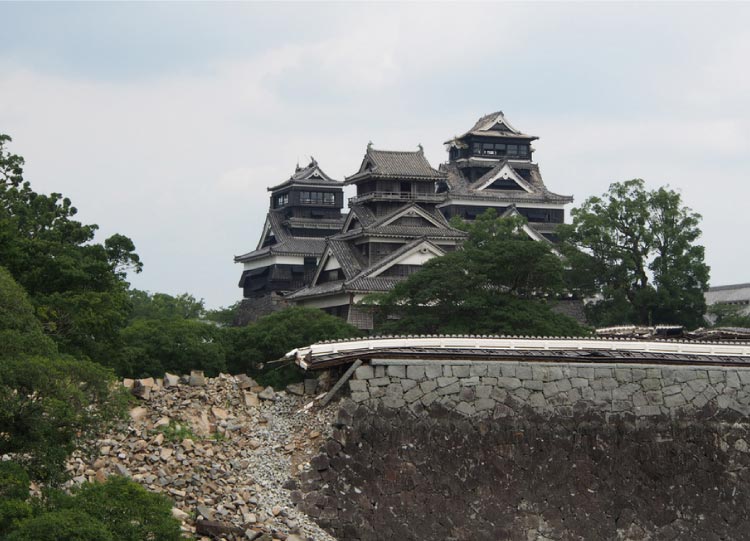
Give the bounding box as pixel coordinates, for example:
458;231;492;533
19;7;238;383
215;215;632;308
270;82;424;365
367;202;451;228
285;280;346;300
445;111;538;143
267;211;291;241
347;204;378;227
327;239;365;279
351;236;444;281
335;203;466;241
346;276;402;293
267;158;343;191
346;146;444;183
441;163;573;204
287;237;446;301
234;237;327;263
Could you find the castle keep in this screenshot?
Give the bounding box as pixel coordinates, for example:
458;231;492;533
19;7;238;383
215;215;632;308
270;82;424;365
234;112;573;328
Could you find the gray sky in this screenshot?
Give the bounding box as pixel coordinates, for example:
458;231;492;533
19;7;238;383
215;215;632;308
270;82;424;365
1;2;748;308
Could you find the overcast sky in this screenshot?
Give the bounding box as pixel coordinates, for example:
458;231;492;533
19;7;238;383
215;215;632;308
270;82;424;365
1;2;748;308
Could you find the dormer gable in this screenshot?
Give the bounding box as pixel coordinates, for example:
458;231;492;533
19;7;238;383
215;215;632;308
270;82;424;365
379;204;449;229
367;239;445;278
475;163;535;193
310;248;342;286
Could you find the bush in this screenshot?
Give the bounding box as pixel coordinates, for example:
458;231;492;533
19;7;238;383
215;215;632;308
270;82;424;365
5;509;113;541
225;307;361;383
65;476;181;541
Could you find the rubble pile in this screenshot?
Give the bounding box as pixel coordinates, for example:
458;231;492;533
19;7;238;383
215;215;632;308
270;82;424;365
65;371;338;541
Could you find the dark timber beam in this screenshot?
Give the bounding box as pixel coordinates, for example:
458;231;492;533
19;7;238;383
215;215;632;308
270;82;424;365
320;359;363;407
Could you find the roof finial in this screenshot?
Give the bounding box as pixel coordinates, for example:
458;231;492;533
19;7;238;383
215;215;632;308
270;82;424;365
295;158;300;172
309;155;317;166
417;143;423;153
367;141;373;151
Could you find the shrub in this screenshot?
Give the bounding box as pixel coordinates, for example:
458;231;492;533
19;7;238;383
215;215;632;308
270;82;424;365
225;307;361;386
5;509;113;541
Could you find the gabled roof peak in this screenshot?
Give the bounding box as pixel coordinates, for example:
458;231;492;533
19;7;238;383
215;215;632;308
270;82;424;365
470;111;521;134
267;158;342;191
346;144;443;183
446;110;538;144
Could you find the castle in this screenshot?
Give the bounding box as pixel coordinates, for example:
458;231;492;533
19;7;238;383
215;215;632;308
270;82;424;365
234;112;573;329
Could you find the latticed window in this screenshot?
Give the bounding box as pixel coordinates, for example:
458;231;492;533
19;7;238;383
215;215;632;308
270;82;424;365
300;191;335;205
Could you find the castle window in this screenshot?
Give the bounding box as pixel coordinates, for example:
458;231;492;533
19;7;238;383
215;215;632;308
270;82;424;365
507;144;518;156
300;191;336;205
275;193;288;207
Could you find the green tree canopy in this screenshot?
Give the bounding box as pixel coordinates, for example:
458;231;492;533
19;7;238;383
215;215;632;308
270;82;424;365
706;303;750;328
5;509;114;541
0;355;125;483
115;317;226;378
559;179;710;328
367;210;587;336
225;306;362;380
0;134;142;361
0;265;56;359
127;289;205;321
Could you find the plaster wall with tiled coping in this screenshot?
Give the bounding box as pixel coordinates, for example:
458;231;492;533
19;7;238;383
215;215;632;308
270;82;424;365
347;360;750;418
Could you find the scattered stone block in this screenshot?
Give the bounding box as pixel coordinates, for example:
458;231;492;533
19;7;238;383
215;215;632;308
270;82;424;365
189;370;206;386
129;406;148;422
258;386;276;401
286;382;305;396
303;378;319;395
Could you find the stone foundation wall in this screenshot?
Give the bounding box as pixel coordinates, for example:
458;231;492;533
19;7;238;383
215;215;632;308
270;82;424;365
296;402;750;540
292;360;750;540
348;360;750;418
234;293;289;326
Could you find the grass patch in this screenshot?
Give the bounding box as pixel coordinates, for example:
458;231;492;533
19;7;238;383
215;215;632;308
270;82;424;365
156;421;195;443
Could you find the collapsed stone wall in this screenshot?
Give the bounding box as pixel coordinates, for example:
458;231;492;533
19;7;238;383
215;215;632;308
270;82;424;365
295;361;750;540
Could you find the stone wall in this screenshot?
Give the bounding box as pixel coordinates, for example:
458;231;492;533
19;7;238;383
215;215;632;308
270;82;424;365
348;360;750;418
293;360;750;540
235;293;289;326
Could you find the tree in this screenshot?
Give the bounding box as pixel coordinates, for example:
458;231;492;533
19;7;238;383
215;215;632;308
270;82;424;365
0;355;125;483
706;303;750;328
368;210;587;336
0;273;124;483
0;133;24;186
0;134;142;361
127;289;205;321
5;510;114;541
205;300;242;326
62;476;182;541
225;306;361;382
4;476;181;541
115;317;226;377
0;265;57;359
0;462;33;537
559;179;710;328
